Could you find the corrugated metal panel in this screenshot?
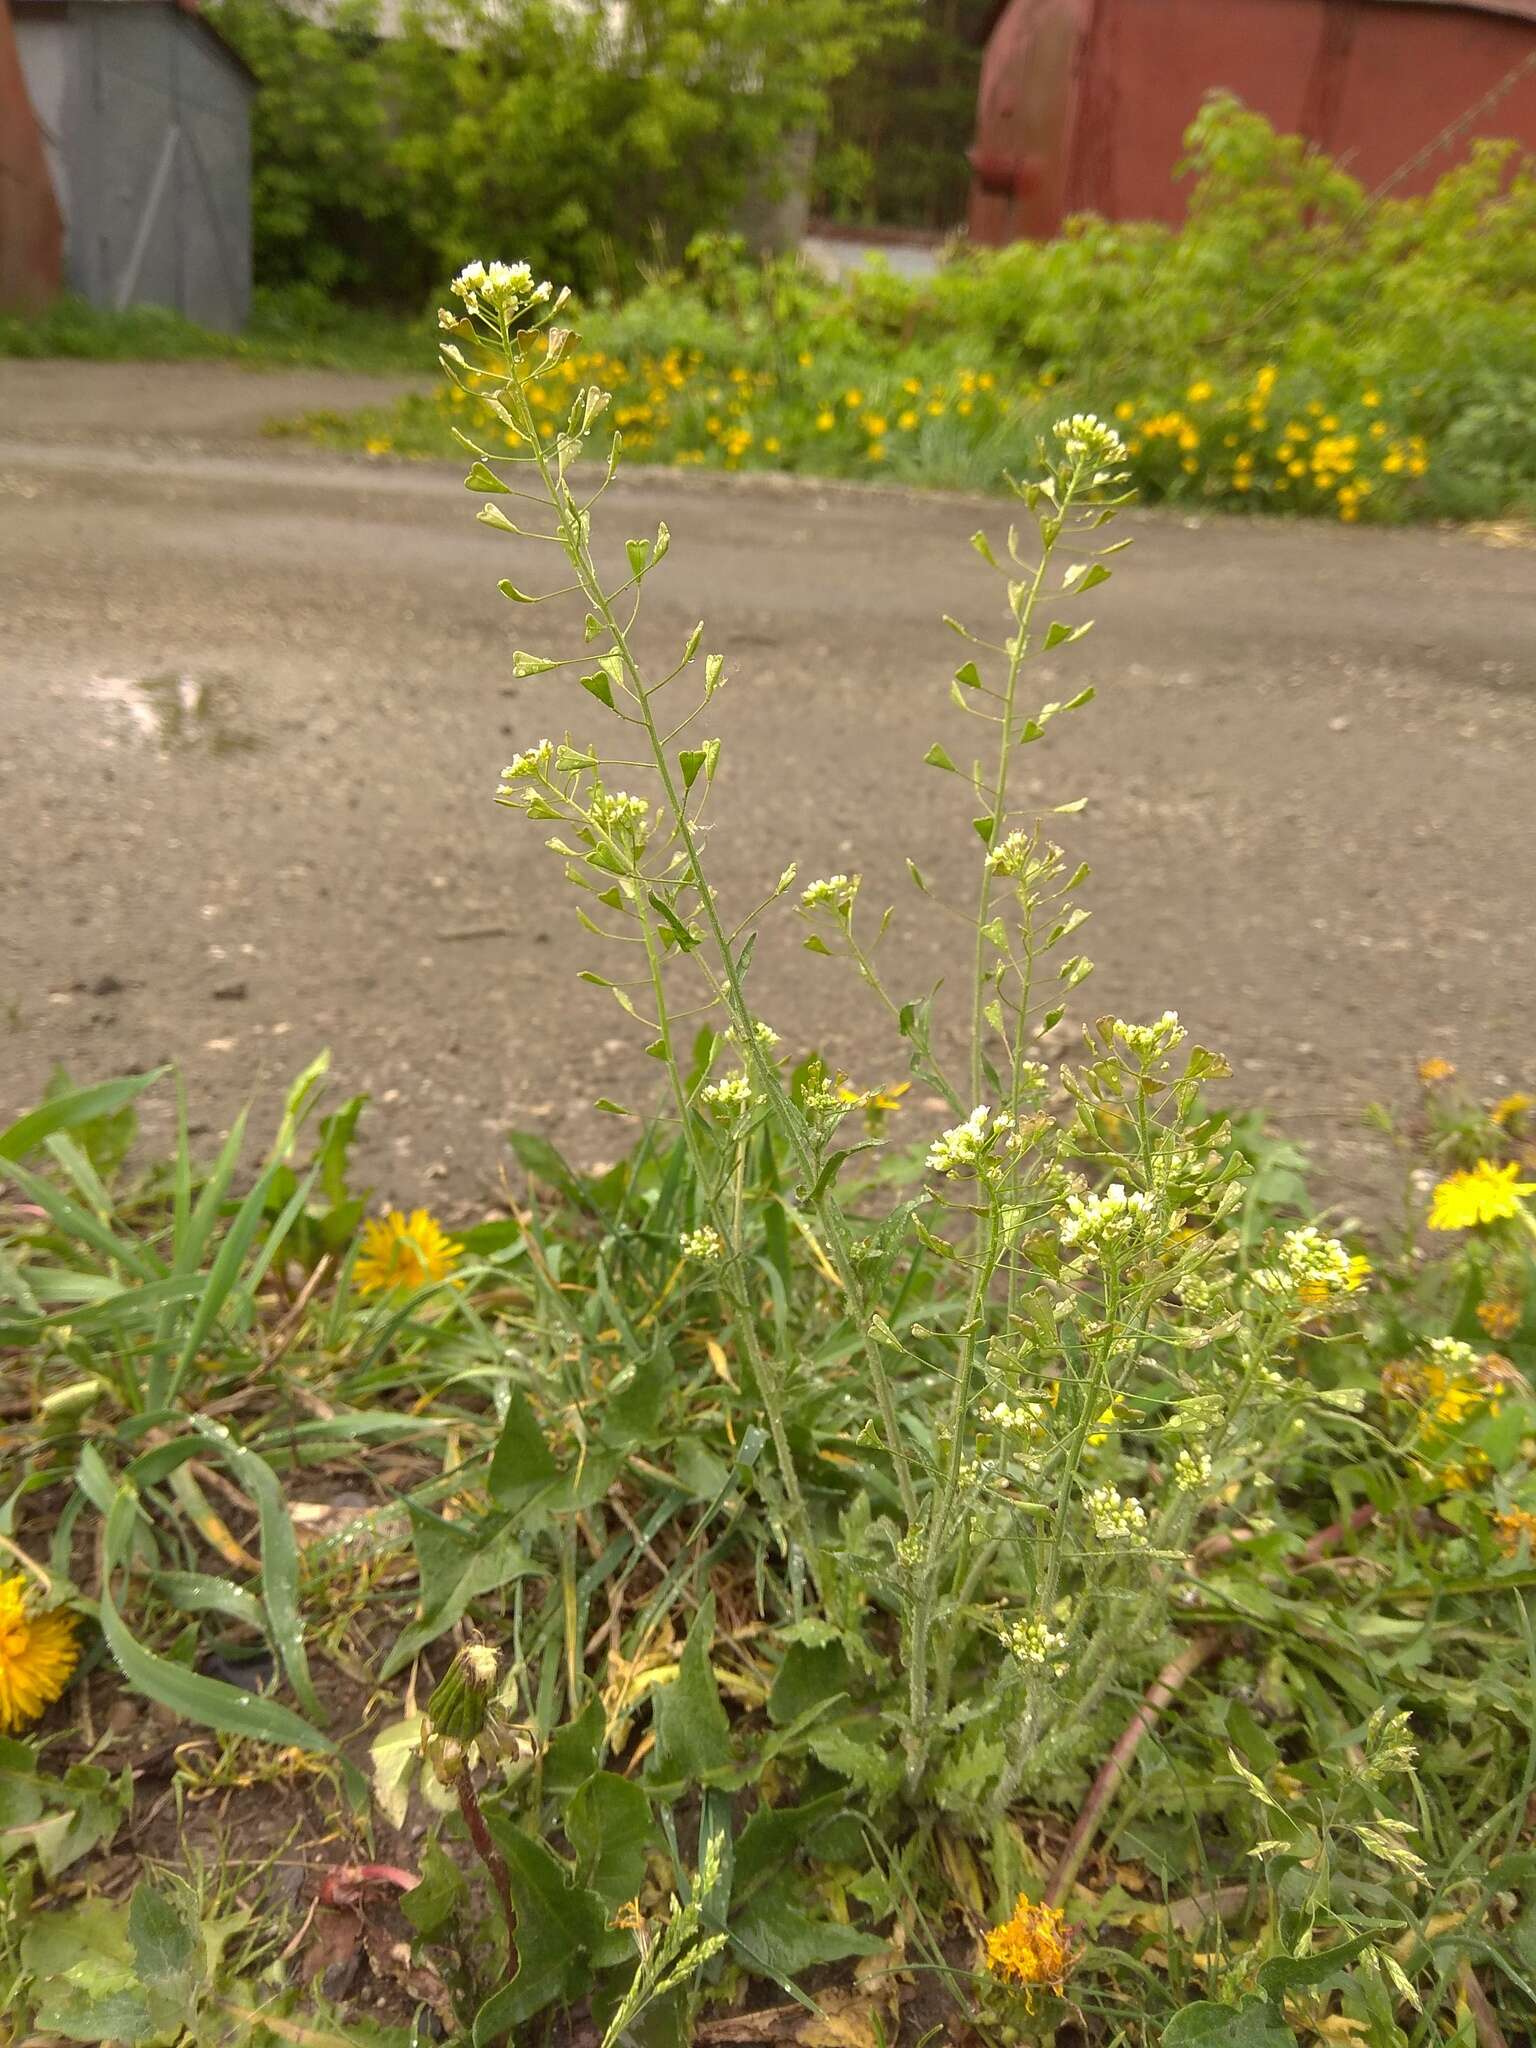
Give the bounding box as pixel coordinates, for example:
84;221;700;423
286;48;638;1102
13;0;252;326
972;0;1536;244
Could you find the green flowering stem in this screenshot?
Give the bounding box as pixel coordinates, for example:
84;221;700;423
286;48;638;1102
496;318;919;1532
967;533;1056;1110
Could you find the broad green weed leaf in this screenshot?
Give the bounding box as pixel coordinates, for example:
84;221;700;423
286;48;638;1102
647;1592;733;1792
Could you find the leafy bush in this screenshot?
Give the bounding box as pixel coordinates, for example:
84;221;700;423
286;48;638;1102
278;101;1536;522
206;0;912;303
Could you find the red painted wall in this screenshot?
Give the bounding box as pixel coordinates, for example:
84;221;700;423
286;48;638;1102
0;0;62;310
970;0;1536;242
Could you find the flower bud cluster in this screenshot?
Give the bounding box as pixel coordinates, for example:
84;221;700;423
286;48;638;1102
700;1072;755;1121
449;259;554;320
927;1104;1022;1179
500;739;554;786
1172;1446;1213;1492
1112;1011;1186;1061
1252;1226;1364;1305
1059;1182;1155;1257
589;790;650;844
800;874;859;912
1086;1484;1148;1544
1004;1615;1067;1667
681;1225;725;1264
1054;412;1128;468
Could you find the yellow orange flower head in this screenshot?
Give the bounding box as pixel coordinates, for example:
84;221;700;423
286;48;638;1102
1492;1092;1533;1127
355;1209;464;1294
0;1575;78;1733
1428;1160;1536;1232
985;1895;1073;2001
1417;1055;1455;1084
1477;1297;1521;1340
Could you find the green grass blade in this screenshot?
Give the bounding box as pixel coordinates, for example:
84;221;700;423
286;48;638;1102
0;1071;164;1163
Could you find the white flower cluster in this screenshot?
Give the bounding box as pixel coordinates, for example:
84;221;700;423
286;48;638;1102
588;790;649;840
450;259;554;317
1058;1182;1155;1257
1112;1011;1186;1061
1427;1335;1479;1371
1087;1484;1148;1544
985;831;1033;877
1054;412;1128;467
1172;1446;1213;1493
800;874;859;912
983;1396;1051;1441
701;1073;754;1121
681;1225;725;1264
927;1104;1020;1178
1251;1225;1356;1301
499;739;554;787
1004;1615;1067;1668
726;1018;780;1051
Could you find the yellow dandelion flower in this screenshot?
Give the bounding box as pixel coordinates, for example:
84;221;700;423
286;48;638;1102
1417;1055;1456;1084
902;376;922;395
865;415;888;437
1383;451;1405;474
1369;420;1387;439
1429;1160;1536;1231
1255;364;1279;397
1408;456;1429;476
763;435;781;454
1478;1297;1521;1339
1115;399;1135;421
985;1895;1073;2004
1287;459;1307;478
866;441;887;462
355;1209;463;1295
0;1575;78;1733
957;398;974;416
898;409;919;431
1307;399;1326;417
926;398;946;416
1493;1092;1533;1127
1362;390;1380;407
816;410;835;432
978;371;997;391
1039;368;1057;387
364;437;391;457
1276;443;1293;461
1496;1507;1536;1554
1187;379;1214;403
843;389;862;410
1181;456;1199;474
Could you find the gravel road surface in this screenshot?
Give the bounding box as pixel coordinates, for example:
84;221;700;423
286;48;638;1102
2;361;1531;1216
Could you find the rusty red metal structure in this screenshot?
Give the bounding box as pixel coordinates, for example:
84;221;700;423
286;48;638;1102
969;0;1536;244
0;0;63;310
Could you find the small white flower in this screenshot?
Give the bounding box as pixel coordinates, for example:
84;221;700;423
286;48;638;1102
588;790;649;839
726;1018;780;1052
1058;1182;1155;1257
1426;1335;1478;1371
985;830;1033;876
927;1103;1014;1178
500;739;554;784
701;1072;754;1120
1112;1011;1186;1061
800;873;859;912
1054;412;1127;467
681;1225;725;1264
